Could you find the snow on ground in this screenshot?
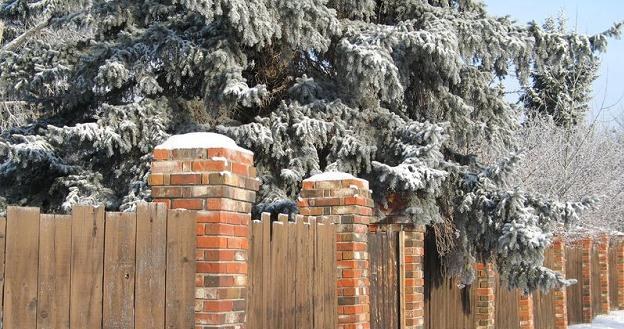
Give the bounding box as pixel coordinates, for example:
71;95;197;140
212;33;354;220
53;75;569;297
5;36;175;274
569;310;624;329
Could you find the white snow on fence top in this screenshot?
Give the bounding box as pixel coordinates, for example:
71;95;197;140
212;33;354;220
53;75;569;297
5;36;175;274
305;171;356;181
155;132;252;154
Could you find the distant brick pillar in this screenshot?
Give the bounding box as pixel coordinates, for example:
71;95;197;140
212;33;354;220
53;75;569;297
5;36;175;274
403;226;425;329
580;238;593;323
149;133;259;329
475;263;496;329
617;240;624;309
598;235;610;313
297;172;373;329
551;238;568;329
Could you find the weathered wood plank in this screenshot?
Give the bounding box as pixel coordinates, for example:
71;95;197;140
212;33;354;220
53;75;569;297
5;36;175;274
103;212;137;329
261;213;271;329
37;214;71;329
165;209;196;329
135;202;167;329
70;205;105;329
0;216;7;325
4;206;40;329
285;220;296;329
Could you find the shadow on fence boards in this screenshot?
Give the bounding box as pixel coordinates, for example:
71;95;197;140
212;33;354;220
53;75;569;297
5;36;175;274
246;213;337;329
0;203;196;329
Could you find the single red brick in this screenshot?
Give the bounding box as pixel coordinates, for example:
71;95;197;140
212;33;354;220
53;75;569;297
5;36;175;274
192;160;229;172
153;149;170;160
231;162;249;176
171;198;203;210
170;173;202;185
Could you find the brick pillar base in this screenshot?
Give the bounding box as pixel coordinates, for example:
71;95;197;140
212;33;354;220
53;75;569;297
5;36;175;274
475;263;496;329
519;294;534;329
551;238;568;329
403;226;425;329
581;238;593;323
150;133;259;328
598;235;610;313
298;172;373;329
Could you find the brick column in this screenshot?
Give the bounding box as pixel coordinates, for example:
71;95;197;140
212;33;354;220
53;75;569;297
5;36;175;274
598;235;610;313
518;294;534;329
475;263;496;329
551;238;568;329
403;226;425;329
581;238;593;323
149;133;259;329
297;172;373;329
617;239;624;309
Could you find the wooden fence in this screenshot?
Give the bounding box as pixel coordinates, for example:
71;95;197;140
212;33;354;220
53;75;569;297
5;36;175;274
609;239;622;310
566;244;584;325
246;214;337;329
369;230;401;329
0;203;195;329
532;247;556;329
495;277;521;329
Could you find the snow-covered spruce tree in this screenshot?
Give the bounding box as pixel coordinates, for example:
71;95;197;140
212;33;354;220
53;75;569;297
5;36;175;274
0;0;618;292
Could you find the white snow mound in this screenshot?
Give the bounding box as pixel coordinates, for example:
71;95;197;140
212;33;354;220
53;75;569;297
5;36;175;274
155;132;251;153
306;171;356;181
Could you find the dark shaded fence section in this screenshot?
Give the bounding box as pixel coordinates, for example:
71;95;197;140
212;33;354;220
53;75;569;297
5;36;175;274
1;203;196;329
423;230;476;329
246;214;337;329
566;244;584;324
369;231;400;329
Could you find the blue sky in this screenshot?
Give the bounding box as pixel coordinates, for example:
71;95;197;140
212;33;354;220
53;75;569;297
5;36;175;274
484;0;624;125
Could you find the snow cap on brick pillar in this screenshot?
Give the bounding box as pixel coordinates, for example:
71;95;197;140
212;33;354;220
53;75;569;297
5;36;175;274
475;263;496;329
297;171;373;329
149;132;259;329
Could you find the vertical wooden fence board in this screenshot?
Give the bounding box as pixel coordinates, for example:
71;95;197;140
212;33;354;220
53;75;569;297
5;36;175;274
0;216;7;325
247;219;261;329
533;247;555;329
4;206;39;329
495;278;520;329
103;212;137;329
566;245;584;324
591;242;602;317
261;213;271;329
37;214;72;329
285;220;296;329
274;221;288;329
135;202;167;329
70;205;105;329
165;209;196;329
305;219;315;329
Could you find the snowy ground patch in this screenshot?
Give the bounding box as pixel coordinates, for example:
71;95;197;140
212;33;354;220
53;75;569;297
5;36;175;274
569;310;624;329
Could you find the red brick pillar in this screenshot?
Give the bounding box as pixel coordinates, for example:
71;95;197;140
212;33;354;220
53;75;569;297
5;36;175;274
149;133;259;329
403;226;425;329
581;238;593;323
297;172;373;329
598;235;610;313
475;263;496;329
551;238;568;329
518;294;534;329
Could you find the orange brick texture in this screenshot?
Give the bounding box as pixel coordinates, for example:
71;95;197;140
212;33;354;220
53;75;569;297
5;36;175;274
598;236;610;313
550;238;568;329
580;238;593;323
617;239;624;309
150;145;260;329
297;175;374;329
403;226;425;329
475;263;496;329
